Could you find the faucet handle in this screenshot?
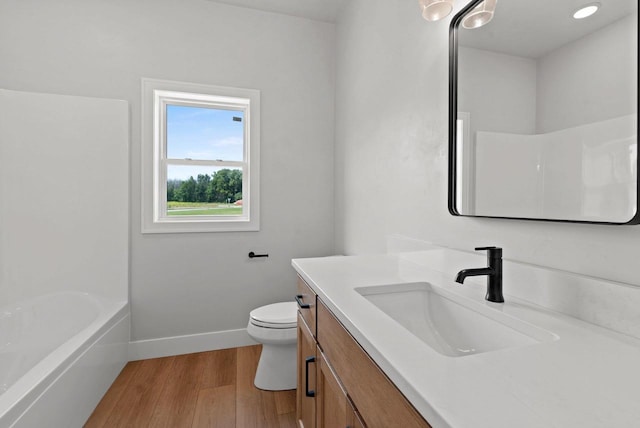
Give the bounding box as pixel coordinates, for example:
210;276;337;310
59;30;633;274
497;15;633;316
475;246;502;257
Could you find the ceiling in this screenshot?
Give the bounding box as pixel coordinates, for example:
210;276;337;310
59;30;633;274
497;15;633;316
458;0;638;58
205;0;637;55
207;0;347;23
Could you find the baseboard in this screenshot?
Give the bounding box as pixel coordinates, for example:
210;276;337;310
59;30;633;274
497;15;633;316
128;328;258;361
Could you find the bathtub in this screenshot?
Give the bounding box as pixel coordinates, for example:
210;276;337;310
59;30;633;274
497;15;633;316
0;292;129;427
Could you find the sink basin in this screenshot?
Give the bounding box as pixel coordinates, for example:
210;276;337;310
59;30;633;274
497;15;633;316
356;282;555;357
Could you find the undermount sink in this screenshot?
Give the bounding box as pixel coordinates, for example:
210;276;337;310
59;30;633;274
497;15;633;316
356;282;556;357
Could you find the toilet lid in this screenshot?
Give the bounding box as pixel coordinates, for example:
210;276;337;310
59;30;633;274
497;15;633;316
250;302;298;328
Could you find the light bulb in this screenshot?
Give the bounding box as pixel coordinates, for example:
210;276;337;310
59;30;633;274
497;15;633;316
461;0;498;29
420;0;454;22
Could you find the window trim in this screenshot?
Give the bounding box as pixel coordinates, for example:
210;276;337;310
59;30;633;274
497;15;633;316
141;78;260;233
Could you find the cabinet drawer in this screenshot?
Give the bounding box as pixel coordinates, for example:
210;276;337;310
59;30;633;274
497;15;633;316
296;276;317;337
317;300;431;428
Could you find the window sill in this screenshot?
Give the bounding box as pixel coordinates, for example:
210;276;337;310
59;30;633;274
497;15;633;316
141;219;260;234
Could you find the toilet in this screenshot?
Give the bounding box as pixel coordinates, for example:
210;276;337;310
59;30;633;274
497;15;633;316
247;301;298;391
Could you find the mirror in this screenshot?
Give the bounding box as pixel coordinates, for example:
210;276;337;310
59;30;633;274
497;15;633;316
449;0;639;224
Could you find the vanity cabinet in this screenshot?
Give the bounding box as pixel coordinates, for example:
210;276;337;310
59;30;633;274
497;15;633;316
317;301;430;428
296;276;431;428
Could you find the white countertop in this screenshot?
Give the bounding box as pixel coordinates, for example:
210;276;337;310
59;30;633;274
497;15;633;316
292;253;640;428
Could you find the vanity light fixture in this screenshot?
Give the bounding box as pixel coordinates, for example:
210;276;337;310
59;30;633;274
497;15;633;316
573;3;600;19
461;0;498;29
420;0;454;22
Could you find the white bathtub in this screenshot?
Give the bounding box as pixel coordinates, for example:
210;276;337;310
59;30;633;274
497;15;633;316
0;292;129;427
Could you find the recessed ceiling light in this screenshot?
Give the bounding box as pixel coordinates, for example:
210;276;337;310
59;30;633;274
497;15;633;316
573;3;600;19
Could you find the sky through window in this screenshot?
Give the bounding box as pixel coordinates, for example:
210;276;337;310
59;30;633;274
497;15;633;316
167;105;244;180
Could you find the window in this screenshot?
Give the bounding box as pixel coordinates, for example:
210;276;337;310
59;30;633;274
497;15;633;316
142;79;260;233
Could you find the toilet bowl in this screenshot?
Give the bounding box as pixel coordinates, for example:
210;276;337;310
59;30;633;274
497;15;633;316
247;301;298;391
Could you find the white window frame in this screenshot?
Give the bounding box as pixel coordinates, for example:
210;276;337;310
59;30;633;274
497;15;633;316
141;78;260;233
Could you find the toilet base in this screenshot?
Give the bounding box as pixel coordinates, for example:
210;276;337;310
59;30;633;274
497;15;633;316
254;343;297;391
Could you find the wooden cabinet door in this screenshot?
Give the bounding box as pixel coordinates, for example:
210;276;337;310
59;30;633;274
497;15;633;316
297;314;317;428
316;351;350;428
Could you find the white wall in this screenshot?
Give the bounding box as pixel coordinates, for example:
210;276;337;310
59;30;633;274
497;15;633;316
474;132;542;218
458;46;537;136
536;14;638;133
457;46;538;217
334;0;640;286
0;0;335;342
0;90;128;304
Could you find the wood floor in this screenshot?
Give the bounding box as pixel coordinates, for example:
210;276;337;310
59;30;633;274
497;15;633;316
85;345;296;428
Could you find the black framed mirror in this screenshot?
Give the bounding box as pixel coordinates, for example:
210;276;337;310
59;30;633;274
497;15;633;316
449;0;639;224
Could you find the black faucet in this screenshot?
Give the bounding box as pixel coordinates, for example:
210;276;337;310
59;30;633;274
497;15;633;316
455;247;504;303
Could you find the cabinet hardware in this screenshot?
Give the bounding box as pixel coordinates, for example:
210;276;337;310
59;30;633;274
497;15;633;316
295;294;311;309
305;356;316;397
